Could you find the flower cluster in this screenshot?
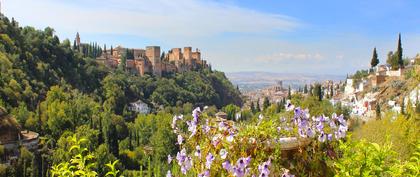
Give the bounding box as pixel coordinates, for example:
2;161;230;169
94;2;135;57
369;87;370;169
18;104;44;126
257;159;271;177
175;148;193;174
282;102;348;143
167;103;348;176
222;157;252;177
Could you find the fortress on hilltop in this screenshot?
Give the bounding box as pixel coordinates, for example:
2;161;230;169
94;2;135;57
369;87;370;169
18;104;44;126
75;33;209;76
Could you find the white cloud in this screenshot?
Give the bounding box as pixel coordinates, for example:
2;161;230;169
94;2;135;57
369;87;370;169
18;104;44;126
3;0;300;39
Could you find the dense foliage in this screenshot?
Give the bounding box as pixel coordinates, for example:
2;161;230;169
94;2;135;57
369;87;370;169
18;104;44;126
0;15;241;177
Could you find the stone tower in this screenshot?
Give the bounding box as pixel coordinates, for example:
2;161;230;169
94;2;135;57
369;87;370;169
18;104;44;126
146;46;161;76
75;32;81;46
184;47;192;65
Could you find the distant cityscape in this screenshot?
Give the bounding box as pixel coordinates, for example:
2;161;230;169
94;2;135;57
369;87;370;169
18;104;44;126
226;72;345;92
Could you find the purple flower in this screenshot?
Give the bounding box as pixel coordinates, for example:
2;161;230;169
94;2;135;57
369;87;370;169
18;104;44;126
167;155;172;164
298;128;306;138
306;127;315;138
220;149;228;159
233;167;246;177
198;170;210;177
176;148;187;164
195;145;201;157
327;134;333;141
316;121;324;132
187;120;197;138
258;159;271;177
180;156;193;174
171;115;183;132
318;132;326;142
337;114;345;124
227;133;234;142
192;107;201;122
203;119;210;133
219;121;227;131
339;124;348;135
236;157;251;169
222;161;232;172
205;152;215;169
177;135;183;145
285;100;294;111
329;120;337;129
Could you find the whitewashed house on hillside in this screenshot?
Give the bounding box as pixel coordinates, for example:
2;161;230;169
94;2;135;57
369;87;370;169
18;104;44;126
129;100;151;114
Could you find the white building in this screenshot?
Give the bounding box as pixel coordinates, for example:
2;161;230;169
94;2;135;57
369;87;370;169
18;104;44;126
344;79;355;95
129;100;150;114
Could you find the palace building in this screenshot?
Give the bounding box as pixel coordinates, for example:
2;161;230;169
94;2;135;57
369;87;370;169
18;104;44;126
76;33;208;76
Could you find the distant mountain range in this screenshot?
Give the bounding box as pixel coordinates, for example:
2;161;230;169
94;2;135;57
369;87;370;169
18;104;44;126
226;72;345;92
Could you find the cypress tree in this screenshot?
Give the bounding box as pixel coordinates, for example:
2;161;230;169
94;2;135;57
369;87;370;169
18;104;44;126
93;42;96;57
330;85;334;97
401;99;405;115
287;86;292;99
250;101;256;114
256;99;261;112
111;45;113;55
314;84;323;101
397;33;404;68
263;97;270;110
161;51;166;61
304;84;308;94
370;47;379;68
376;103;381;119
73;40;77;50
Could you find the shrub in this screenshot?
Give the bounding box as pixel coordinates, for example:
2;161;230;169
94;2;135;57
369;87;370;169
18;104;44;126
352;113;419;161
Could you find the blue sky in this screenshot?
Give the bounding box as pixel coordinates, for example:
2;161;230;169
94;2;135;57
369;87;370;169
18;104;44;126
2;0;420;75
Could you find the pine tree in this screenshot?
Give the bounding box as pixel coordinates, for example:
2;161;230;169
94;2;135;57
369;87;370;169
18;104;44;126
397;33;404;68
370;47;379;68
